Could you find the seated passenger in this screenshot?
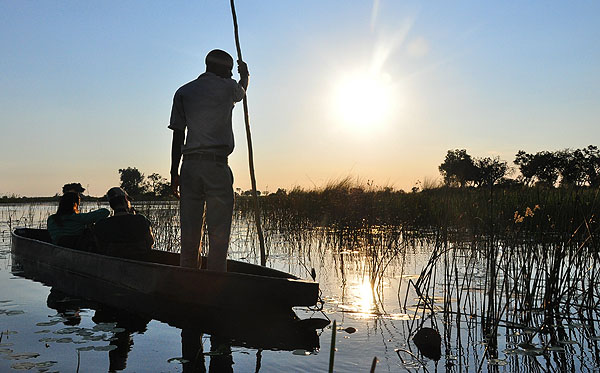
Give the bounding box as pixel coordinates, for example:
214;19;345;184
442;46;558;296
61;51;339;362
47;192;110;249
94;187;154;260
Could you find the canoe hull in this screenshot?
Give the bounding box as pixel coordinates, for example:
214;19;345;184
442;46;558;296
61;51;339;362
11;228;319;310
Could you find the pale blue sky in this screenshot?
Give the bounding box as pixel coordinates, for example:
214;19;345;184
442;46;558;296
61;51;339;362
1;1;599;196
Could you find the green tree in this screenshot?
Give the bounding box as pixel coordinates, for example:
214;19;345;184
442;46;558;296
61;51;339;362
474;156;509;187
514;150;560;187
119;167;146;197
582;145;600;187
556;148;587;186
147;173;171;198
439;149;478;187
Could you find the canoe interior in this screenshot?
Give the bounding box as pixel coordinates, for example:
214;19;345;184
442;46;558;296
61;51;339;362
12;228;320;309
14;228;300;280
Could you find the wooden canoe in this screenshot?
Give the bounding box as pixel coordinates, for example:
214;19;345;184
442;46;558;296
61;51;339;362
11;228;320;310
12;257;322;351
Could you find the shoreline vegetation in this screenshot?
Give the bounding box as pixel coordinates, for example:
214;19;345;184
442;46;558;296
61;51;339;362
4;145;597;235
3;148;600;369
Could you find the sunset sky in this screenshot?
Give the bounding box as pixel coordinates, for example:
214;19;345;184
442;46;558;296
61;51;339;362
1;1;599;196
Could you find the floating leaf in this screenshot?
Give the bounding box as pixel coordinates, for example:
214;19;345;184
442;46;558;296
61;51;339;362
0;343;14;347
10;362;36;370
35;361;58;368
5;310;25;316
38;338;57;343
547;346;565;352
56;338;73;343
0;348;14;354
6;352;40;360
0;300;13;303
76;346;95;352
82;335;104;341
35;330;51;334
76;330;94;337
54;327;81;335
93;323;117;332
111;327;126;333
488;359;508;366
36;321;59;327
341;327;357;334
94;345;118;351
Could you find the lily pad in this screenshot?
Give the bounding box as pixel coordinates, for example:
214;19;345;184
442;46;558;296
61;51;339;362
38;337;57;343
56;338;73;343
35;330;51;334
82;335;104;341
488;359;508;366
0;348;14;354
10;362;36;370
5;310;25;316
36;321;60;327
94;345;118;351
35;361;58;368
54;327;81;335
76;346;95;352
93;323;117;332
6;352;40;360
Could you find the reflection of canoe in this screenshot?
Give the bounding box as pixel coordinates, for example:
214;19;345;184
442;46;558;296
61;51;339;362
11;228;320;310
14;263;320;352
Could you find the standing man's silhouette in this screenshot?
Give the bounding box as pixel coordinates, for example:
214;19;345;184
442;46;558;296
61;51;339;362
169;49;249;271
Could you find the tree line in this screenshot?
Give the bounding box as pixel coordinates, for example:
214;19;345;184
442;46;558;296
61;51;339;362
439;145;600;188
118;167;172;199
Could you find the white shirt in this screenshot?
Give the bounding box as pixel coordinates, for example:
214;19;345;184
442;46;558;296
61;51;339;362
169;72;246;156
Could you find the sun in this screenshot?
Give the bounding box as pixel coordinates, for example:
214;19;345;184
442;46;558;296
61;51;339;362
332;69;395;131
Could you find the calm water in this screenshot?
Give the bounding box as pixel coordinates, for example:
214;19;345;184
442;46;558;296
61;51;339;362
1;202;599;372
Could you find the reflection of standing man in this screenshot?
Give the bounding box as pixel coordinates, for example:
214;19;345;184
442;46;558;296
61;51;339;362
169;49;249;271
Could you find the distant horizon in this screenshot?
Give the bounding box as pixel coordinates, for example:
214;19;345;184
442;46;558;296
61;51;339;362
2;2;599;197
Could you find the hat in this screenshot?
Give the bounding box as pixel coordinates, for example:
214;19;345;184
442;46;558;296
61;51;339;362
63;183;85;194
106;187;129;201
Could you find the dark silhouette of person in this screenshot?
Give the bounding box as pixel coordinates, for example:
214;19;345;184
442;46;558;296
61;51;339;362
169;49;249;271
181;329;233;373
93;187;154;260
47;192;109;249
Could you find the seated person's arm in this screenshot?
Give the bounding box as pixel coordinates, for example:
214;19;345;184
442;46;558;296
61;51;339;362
78;208;110;224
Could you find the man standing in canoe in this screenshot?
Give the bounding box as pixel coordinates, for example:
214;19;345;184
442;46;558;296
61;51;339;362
169;49;249;271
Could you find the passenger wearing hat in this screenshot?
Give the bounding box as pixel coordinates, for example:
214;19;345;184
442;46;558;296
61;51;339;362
93;187;154;260
169;49;249;271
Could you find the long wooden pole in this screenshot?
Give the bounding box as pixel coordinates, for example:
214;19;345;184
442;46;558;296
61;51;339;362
229;0;267;267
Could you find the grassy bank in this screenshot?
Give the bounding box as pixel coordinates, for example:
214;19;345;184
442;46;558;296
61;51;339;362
236;178;599;245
